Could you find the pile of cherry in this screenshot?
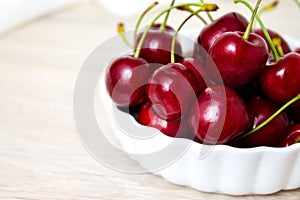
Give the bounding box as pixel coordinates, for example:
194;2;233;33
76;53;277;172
105;0;300;148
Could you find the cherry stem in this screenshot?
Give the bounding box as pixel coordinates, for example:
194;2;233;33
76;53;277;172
273;37;284;56
177;6;208;25
171;8;213;63
134;3;218;59
242;0;262;40
234;0;280;62
294;0;300;9
118;23;133;49
236;93;300;141
258;0;279;15
160;0;175;31
133;2;159;43
200;0;214;22
296;137;300;143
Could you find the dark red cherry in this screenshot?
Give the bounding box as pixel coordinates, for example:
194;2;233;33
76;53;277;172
296;48;300;54
135;28;182;64
240;96;290;147
138;101;193;139
280;124;300;147
197;12;248;52
260;52;300;106
188;86;250;144
179;58;209;92
254;28;291;55
236;78;262;101
208;31;268;88
147;63;199;121
105;56;151;107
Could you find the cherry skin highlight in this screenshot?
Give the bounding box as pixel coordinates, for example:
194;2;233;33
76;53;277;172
188;86;250;144
147;63;199;121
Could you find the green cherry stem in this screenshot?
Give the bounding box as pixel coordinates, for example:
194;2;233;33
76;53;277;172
177;6;208;25
160;0;175;31
134;3;218;59
234;0;280;62
242;0;262;40
118;23;133;49
170;8;211;63
236;93;300;141
294;0;300;9
133;2;159;43
200;0;214;22
273;37;285;57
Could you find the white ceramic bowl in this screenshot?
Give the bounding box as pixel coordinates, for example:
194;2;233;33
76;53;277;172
98;31;300;195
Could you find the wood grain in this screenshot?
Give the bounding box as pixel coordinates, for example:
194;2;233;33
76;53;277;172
0;2;299;199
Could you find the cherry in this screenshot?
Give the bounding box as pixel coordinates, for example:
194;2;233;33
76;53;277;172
208;31;268;88
147;63;199;121
236;78;262;101
240;96;290;147
260;53;300;106
105;56;151;107
280;124;300;147
296;48;300;54
197;12;248;52
179;58;208;92
254;28;291;56
135;28;182;64
138;101;193;139
188;86;250;144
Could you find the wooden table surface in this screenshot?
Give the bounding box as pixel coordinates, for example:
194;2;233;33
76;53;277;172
0;1;300;199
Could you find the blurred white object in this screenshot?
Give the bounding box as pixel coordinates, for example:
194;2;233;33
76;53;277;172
0;0;82;34
93;0;173;17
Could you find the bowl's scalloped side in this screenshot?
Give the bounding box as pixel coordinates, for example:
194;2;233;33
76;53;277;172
97;30;300;195
99;77;300;195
